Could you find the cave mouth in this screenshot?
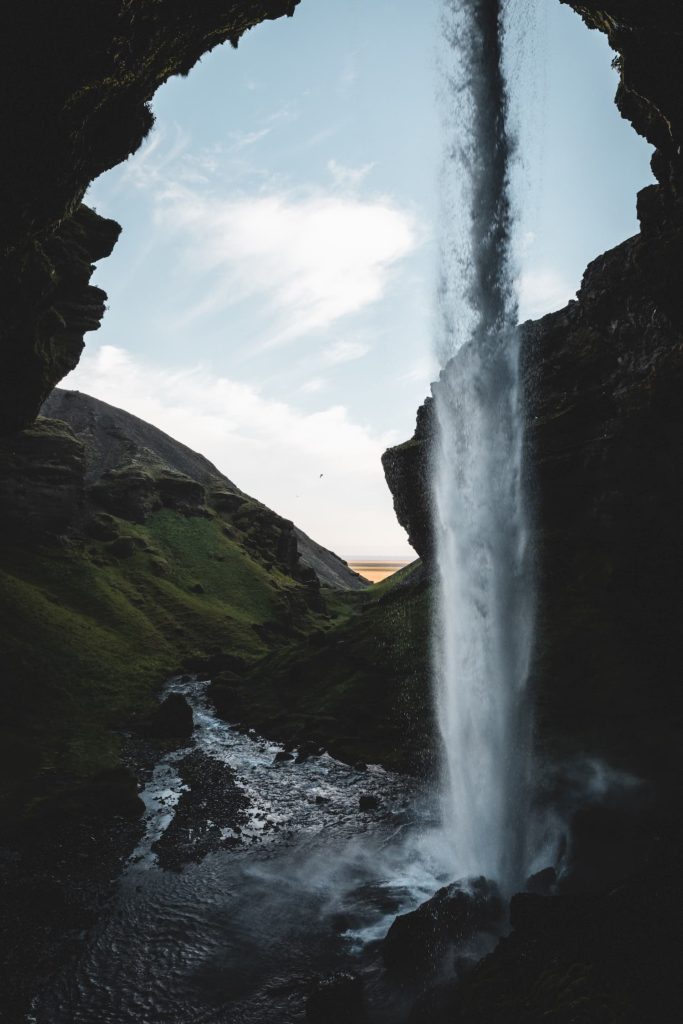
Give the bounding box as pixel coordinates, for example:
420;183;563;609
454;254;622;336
2;1;677;1021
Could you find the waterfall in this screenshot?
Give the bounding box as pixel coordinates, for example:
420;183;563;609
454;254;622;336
432;0;534;893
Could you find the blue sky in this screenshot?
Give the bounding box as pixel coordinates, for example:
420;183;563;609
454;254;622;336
66;0;653;558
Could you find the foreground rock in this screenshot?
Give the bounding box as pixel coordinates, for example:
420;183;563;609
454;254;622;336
418;853;683;1023
382;877;504;978
143;693;194;740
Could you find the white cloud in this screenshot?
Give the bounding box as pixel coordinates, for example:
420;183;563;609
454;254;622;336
323;339;370;365
115;130;420;348
157;186;419;346
228;126;272;150
518;267;575;321
63;346;413;558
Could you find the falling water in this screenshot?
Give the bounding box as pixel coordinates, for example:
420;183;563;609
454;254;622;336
432;0;534;893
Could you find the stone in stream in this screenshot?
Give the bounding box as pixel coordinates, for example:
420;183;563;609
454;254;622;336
359;794;380;811
382;876;504;977
143;692;194;739
295;740;325;763
273;751;295;764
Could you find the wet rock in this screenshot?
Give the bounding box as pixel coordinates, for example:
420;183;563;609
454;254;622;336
525;866;557;896
359;794;380;811
143;693;193;739
382;877;504;977
207;675;245;719
295;741;324;763
306;971;365;1023
509;892;552;933
274;751;294;764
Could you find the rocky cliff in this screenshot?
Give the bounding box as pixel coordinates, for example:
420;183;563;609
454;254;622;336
0;0;299;435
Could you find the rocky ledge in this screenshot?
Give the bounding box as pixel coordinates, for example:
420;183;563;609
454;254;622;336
0;1;300;434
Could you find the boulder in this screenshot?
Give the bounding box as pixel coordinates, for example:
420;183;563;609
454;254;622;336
274;751;294;764
359;794;380;811
525;866;557;896
144;693;193;739
382;877;504;977
108;536;137;559
295;740;324;763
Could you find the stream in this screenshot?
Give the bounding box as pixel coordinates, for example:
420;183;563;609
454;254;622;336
31;678;450;1024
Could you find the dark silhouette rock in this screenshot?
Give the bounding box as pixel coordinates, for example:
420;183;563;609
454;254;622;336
0;3;302;435
108;536;137;559
359;794;380;811
382;877;505;977
295;741;324;763
525;866;557;896
144;693;193;740
273;751;294;764
306;971;365;1023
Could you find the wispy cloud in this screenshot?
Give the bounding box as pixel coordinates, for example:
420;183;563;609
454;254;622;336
156;185;419;346
114;130;420;349
64;345;411;556
323;339;370;365
328;159;375;190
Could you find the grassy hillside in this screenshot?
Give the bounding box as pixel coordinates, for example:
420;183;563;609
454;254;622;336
0;508;335;816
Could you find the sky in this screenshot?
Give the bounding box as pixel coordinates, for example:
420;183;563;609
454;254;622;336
65;0;654;559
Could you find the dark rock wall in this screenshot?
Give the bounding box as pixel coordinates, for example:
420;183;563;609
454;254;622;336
561;1;683;207
525;215;683;780
384;3;683;782
0;0;300;434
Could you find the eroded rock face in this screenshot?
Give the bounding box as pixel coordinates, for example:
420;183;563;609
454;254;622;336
0;1;300;434
0;418;85;537
382;877;504;978
561;1;683;207
523;215;683;779
382;398;434;563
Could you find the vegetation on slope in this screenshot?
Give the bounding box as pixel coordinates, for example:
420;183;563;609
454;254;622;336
208;561;434;774
0;508;329;820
